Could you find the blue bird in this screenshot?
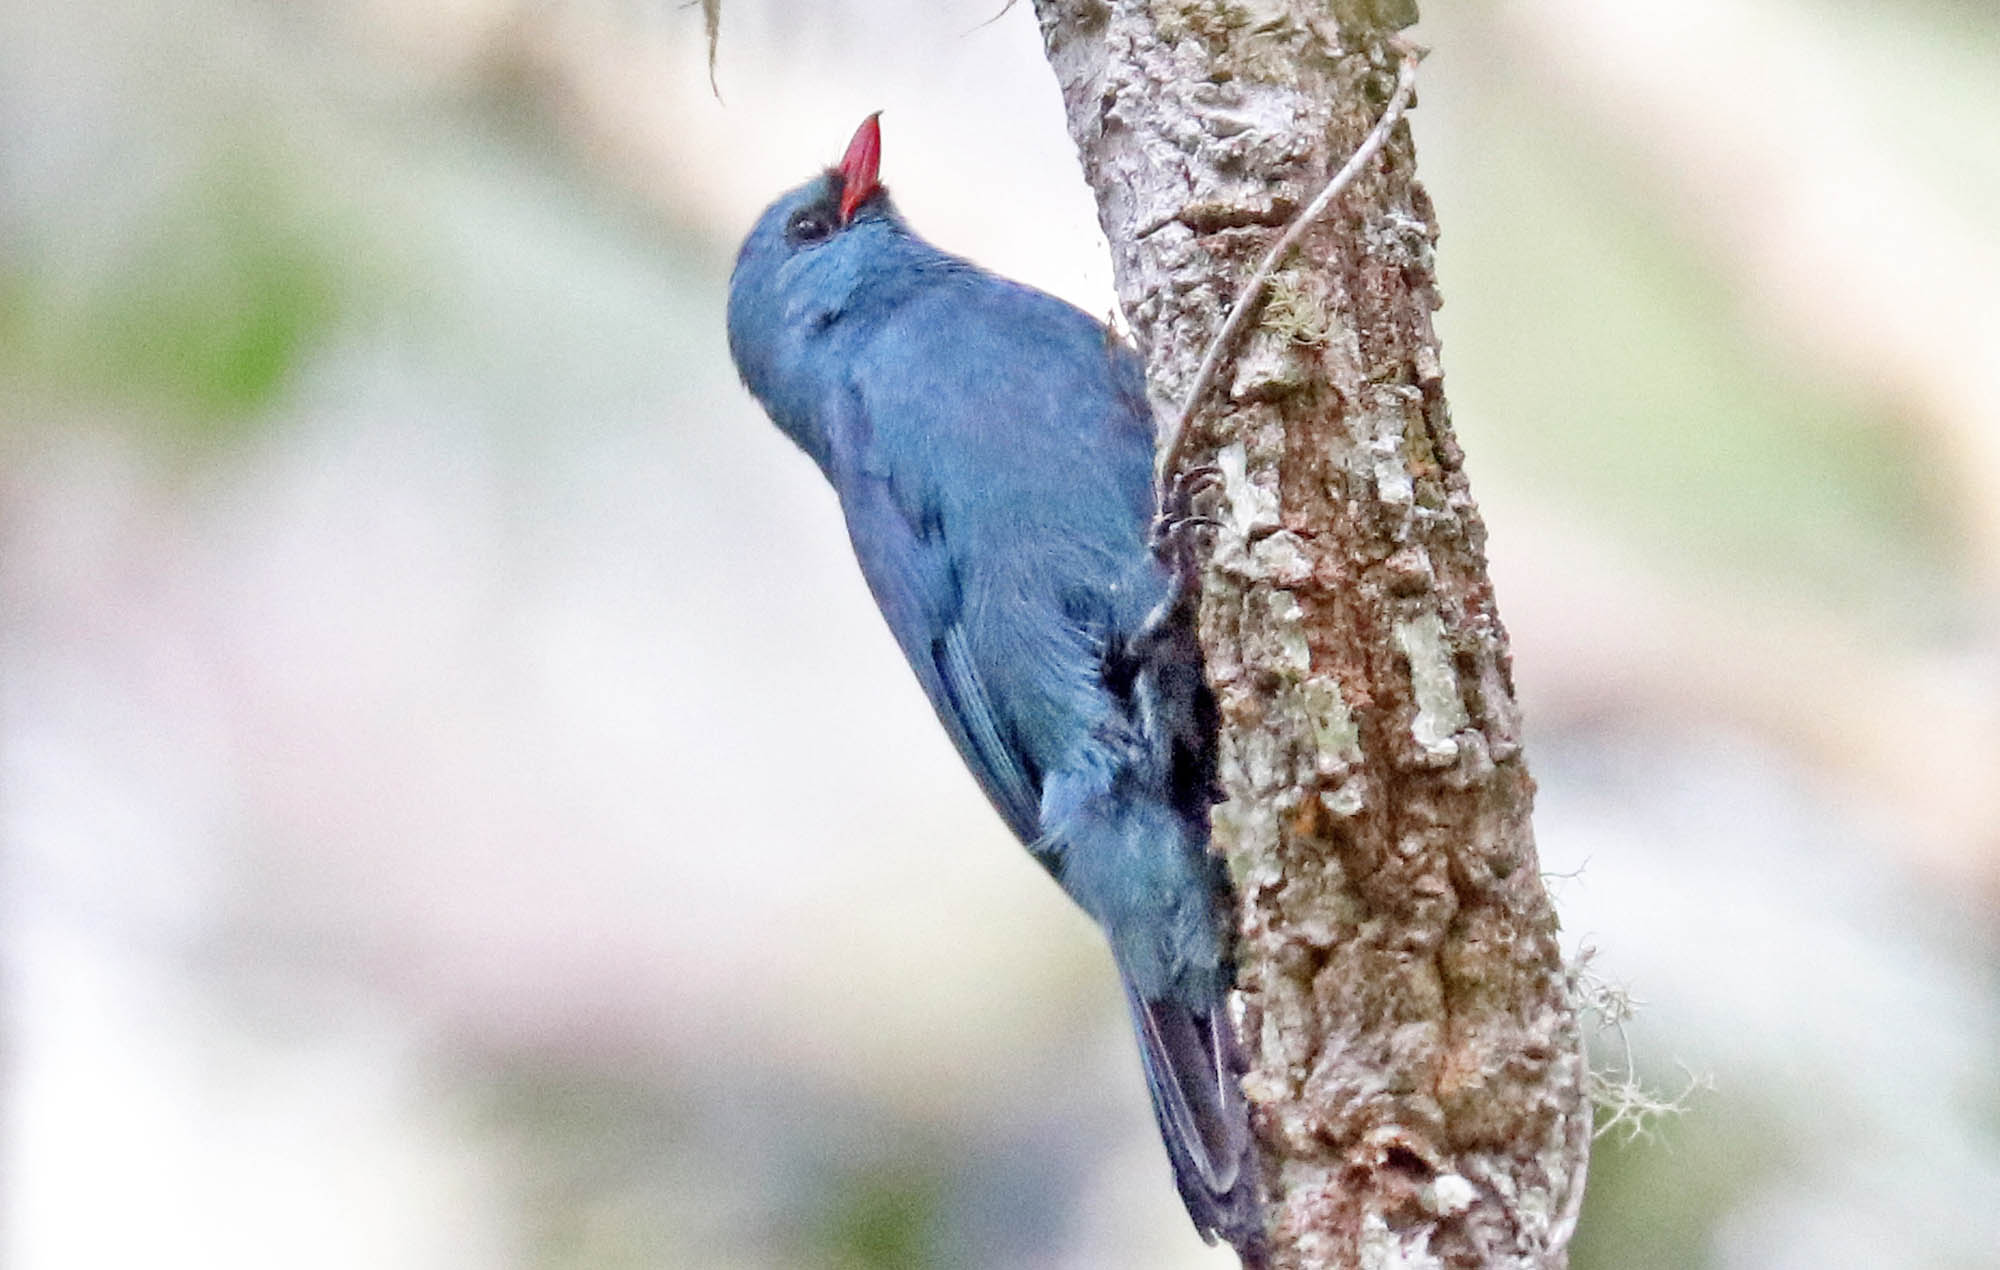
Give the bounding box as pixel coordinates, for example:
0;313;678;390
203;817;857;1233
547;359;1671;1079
726;115;1259;1253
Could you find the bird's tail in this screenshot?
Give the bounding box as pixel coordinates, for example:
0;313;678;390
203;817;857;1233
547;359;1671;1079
1122;977;1264;1260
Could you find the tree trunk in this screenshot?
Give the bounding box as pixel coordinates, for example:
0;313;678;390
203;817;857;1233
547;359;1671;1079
1028;3;1591;1265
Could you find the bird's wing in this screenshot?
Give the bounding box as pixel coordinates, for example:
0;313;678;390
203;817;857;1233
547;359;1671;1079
1124;980;1262;1251
827;394;1042;844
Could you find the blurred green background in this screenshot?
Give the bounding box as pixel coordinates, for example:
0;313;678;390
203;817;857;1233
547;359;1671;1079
4;1;1997;1267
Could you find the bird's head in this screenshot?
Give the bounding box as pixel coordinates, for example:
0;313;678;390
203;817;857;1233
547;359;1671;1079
727;114;910;459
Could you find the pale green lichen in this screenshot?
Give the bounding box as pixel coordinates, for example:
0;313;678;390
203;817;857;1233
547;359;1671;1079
1300;675;1361;772
1369;415;1417;510
1394;611;1467;759
1320;782;1365;817
1267;587;1311;677
1262;270;1336;346
1216;441;1281;539
1251;528;1313;585
1230;336;1311;399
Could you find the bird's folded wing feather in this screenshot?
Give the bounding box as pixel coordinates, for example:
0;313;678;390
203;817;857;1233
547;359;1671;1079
828;395;1041;844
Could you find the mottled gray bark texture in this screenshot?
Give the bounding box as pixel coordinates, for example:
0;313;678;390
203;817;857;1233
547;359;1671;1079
1027;3;1591;1265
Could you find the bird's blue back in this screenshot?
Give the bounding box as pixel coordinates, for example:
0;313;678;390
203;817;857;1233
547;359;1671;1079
727;160;1259;1254
729;176;1170;822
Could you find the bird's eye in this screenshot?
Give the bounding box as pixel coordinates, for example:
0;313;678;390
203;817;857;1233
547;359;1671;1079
786;207;836;244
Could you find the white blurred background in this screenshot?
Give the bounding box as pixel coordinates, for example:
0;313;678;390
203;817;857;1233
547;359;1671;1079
3;1;1997;1267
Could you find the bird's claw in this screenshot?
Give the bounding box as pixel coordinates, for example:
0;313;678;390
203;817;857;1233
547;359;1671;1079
1149;514;1224;548
1151;463;1226;563
1164;463;1225;512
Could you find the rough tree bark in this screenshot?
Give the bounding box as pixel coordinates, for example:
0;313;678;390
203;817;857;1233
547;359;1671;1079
1027;3;1591;1266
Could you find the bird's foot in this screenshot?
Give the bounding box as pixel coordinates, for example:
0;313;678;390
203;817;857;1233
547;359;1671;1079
1150;463;1226;570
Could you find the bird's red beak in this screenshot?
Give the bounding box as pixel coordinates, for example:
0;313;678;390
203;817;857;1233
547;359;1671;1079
837;113;882;225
